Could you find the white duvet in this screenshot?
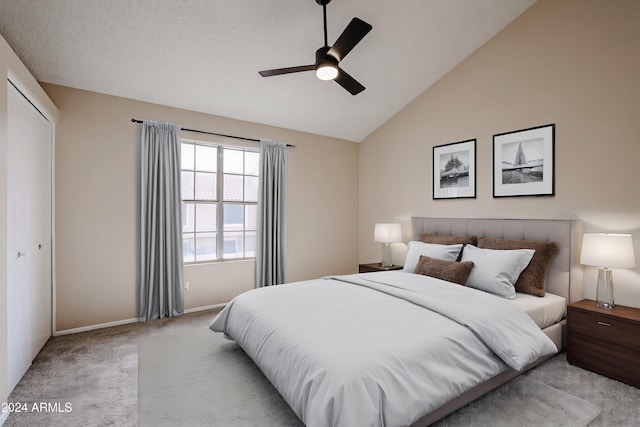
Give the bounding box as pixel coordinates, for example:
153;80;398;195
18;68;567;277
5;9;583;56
210;271;557;427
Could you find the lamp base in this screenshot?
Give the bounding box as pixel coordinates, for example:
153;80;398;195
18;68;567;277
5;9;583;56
381;243;392;268
595;267;614;309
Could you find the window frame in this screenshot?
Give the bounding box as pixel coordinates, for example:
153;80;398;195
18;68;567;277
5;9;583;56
181;139;259;264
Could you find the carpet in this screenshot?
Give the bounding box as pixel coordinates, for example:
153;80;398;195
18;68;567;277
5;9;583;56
139;327;303;427
434;376;601;427
139;328;602;427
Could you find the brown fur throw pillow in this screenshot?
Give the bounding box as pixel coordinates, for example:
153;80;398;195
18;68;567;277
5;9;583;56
413;255;475;285
477;237;558;297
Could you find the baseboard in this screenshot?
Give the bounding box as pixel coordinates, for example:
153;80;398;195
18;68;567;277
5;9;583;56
0;410;10;426
52;303;227;336
184;302;227;314
53;318;139;336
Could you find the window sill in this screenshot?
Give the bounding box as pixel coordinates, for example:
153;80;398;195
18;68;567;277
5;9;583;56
184;258;255;267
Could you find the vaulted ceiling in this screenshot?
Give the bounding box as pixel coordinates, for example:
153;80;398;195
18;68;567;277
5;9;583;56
0;0;536;141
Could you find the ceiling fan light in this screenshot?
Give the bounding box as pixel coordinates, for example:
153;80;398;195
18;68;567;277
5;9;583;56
316;63;338;81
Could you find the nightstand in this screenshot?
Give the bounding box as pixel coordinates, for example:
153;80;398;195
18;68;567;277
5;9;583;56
358;263;403;273
567;299;640;388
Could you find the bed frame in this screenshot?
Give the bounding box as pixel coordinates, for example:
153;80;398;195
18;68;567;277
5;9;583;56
409;217;583;426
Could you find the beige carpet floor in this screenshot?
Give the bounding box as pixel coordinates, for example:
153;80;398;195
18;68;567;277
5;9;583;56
5;308;640;426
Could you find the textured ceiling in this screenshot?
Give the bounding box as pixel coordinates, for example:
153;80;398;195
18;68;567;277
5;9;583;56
0;0;536;142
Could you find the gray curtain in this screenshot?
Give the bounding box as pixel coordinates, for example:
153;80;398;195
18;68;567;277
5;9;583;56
140;120;184;320
256;139;288;287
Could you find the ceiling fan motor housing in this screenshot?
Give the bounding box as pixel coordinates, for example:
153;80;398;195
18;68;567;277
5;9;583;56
316;46;337;66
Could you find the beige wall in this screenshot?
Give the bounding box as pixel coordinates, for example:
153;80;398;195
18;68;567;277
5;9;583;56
43;83;359;331
359;0;640;307
0;35;58;410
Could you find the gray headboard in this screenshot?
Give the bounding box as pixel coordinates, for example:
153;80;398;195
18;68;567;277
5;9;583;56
411;217;583;302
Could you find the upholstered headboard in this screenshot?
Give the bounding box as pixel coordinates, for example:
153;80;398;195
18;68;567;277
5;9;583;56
411;217;583;302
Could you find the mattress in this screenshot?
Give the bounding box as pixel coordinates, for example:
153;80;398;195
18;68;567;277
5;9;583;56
509;292;566;329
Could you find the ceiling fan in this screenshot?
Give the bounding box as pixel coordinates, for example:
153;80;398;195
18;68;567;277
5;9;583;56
258;0;373;95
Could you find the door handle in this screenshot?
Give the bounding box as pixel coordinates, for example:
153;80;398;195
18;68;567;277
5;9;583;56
16;251;26;259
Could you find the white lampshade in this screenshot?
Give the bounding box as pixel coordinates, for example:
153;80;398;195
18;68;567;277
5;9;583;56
580;233;636;269
374;223;402;244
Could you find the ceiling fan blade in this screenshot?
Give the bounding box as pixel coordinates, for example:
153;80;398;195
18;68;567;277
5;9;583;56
259;65;315;77
327;17;372;62
334;67;365;95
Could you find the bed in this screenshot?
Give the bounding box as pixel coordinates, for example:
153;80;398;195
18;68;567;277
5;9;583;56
210;217;583;426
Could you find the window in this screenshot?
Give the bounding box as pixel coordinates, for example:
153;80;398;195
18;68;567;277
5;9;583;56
180;141;259;263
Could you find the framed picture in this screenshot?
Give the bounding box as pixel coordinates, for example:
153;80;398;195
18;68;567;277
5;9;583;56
493;124;555;198
433;139;476;199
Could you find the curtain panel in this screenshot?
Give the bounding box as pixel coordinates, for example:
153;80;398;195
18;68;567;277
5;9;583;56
256;139;288;287
140;120;184;320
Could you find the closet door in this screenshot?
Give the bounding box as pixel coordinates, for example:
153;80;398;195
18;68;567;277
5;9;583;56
30;93;52;356
6;81;53;392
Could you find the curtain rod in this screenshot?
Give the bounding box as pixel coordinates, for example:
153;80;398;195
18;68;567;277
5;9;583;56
131;118;295;147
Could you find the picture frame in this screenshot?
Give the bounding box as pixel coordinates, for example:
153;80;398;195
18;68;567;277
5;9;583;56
493;124;555;198
433;139;476;199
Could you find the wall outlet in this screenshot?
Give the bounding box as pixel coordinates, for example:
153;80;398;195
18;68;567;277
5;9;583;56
185;281;190;291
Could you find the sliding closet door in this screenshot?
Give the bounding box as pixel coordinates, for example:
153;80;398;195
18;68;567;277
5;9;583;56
30;94;52;356
6;81;53;392
7;82;32;391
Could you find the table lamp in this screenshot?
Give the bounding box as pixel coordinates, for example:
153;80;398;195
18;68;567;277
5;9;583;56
580;233;636;309
374;223;402;268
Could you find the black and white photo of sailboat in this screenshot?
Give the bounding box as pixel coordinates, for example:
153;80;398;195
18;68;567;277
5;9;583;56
501;138;544;184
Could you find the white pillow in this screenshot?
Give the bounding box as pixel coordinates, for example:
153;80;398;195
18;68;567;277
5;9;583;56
403;241;463;273
460;245;534;299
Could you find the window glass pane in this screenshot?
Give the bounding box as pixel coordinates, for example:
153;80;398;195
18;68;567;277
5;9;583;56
195;145;217;172
182;203;195;233
245;176;258;202
224;204;244;231
181;143;195;170
224;148;244;174
195;172;217;200
245;151;259;176
195;232;217;261
181;142;260;263
223;231;243;259
224;174;243;201
181;171;194;200
195;203;216;232
244;231;256;258
183;233;195;263
245;204;257;231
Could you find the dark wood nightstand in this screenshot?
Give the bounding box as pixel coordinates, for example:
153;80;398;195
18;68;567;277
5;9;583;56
567;299;640;388
358;263;403;273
